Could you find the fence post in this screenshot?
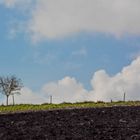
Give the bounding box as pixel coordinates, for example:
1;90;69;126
50;95;52;104
123;92;126;102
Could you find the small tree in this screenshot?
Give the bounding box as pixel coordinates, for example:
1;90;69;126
0;75;23;106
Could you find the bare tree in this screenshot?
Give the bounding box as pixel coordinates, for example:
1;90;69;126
0;75;23;106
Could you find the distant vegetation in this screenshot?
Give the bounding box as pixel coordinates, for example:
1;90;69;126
0;101;140;113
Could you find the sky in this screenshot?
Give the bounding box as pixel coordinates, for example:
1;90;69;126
0;0;140;104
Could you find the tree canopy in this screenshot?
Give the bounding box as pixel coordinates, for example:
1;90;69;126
0;75;23;105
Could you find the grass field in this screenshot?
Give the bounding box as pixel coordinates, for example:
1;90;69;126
0;101;140;113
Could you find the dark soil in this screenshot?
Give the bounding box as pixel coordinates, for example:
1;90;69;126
0;106;140;140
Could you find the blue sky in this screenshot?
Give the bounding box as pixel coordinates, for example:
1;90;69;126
0;0;140;104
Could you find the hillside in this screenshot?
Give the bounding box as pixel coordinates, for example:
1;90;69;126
0;106;140;139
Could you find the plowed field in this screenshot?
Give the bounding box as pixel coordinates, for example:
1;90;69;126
0;106;140;140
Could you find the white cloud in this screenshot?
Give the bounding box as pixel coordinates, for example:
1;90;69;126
89;57;140;101
1;56;140;104
43;56;140;103
27;0;140;41
5;87;46;105
42;77;88;103
2;0;140;41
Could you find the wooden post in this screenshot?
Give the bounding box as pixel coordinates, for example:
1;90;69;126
6;95;9;106
123;92;126;102
13;95;15;106
50;95;52;104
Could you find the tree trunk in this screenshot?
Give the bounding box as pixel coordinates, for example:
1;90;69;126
6;95;9;106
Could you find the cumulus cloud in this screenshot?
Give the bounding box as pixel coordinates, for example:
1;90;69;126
42;77;88;103
27;0;140;41
3;87;46;105
43;56;140;103
89;57;140;101
1;56;140;104
2;0;140;41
